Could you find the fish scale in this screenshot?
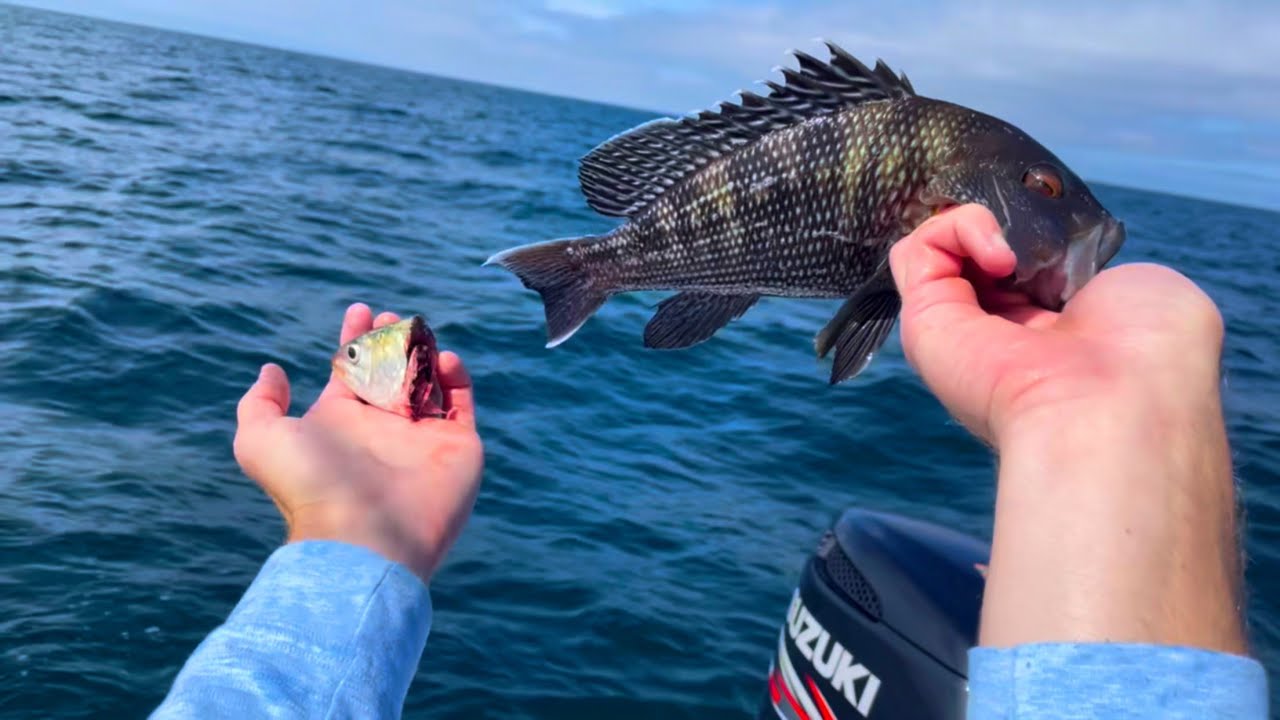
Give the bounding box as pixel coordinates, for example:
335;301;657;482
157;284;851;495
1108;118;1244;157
601;113;892;297
487;41;1126;385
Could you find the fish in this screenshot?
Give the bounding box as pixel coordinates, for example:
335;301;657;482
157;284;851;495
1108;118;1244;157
331;315;446;420
485;41;1126;384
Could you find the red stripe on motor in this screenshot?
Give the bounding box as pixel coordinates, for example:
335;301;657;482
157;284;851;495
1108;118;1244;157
776;668;809;719
804;676;837;720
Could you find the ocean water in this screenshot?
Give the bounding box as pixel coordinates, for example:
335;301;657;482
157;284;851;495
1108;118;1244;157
2;5;1278;718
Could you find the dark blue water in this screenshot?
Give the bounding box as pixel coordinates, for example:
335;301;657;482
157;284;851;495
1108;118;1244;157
2;5;1278;718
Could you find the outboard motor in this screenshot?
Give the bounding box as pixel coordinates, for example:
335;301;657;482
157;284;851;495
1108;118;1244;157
757;508;990;720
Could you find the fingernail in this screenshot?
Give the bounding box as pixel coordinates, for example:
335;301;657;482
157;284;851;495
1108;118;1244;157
988;230;1010;254
888;242;914;291
900;254;918;290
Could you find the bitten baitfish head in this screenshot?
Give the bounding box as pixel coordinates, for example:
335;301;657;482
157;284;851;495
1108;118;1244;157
331;315;446;420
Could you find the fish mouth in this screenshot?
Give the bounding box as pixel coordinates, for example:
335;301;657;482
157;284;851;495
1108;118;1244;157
330;353;348;381
1019;217;1124;311
1096;215;1126;268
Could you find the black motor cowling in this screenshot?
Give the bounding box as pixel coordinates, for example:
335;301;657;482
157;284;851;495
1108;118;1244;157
757;508;990;720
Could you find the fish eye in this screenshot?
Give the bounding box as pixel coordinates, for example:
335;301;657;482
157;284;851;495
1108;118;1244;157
1023;164;1063;199
346;346;358;362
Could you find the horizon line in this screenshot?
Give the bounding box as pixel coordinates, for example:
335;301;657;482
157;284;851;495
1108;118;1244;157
6;1;1279;217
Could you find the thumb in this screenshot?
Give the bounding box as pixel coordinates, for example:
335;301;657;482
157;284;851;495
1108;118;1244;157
234;363;291;474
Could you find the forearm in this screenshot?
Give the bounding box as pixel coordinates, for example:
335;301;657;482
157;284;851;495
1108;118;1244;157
151;541;432;719
979;393;1244;652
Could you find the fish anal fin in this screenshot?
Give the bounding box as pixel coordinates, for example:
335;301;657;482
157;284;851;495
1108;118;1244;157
643;292;760;350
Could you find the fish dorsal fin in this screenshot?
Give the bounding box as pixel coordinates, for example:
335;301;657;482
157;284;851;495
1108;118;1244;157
577;41;916;218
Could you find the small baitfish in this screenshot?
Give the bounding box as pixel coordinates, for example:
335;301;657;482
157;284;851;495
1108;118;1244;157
331;316;446;420
486;41;1126;384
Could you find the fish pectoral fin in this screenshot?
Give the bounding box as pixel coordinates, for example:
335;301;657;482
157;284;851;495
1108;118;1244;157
643;292;760;350
814;260;893;358
816;272;901;384
827;294;899;384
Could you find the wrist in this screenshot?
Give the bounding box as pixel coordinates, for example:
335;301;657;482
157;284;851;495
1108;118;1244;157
981;388;1245;653
285;505;438;584
993;365;1226;456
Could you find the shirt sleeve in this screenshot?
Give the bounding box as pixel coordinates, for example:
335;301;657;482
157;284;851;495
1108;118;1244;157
967;642;1269;719
150;540;432;720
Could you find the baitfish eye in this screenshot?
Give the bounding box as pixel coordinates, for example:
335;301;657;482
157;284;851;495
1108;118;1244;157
1023;164;1063;199
347;346;358;362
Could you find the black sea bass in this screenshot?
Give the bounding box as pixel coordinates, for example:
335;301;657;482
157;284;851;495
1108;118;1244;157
487;42;1126;383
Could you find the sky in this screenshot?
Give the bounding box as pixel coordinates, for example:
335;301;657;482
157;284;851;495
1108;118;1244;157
11;0;1280;211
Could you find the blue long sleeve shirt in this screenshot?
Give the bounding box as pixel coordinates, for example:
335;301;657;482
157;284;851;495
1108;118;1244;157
150;541;1269;718
150;541;431;719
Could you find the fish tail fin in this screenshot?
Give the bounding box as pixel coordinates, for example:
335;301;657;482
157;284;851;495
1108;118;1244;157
485;236;610;348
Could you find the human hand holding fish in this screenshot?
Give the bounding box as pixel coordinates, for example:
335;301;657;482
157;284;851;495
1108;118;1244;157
890;202;1225;448
487;42;1125;384
892;203;1245;656
233;303;483;583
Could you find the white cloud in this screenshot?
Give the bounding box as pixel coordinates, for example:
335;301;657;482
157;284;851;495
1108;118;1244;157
544;0;714;20
544;0;624;20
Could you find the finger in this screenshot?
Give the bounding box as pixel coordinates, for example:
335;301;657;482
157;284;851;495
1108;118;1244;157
888;205;1029;438
891;204;1016;296
889;205;1014;340
374;311;401;328
436;351;476;428
340;303;373;345
234;363;291;472
237;363;291;426
1064;262;1222;341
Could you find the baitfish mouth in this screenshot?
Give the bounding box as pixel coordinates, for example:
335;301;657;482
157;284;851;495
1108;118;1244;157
1020;216;1126;311
330;352;348;380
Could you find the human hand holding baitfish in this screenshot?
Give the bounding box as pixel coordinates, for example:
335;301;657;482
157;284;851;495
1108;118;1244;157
331;313;447;420
233;304;483;582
